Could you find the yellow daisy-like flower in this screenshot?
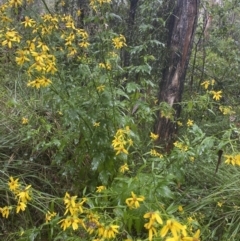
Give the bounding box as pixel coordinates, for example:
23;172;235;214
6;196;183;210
160;219;186;238
0;206;12;218
8;176;20;192
21;117;29;124
97;85;105;92
150;132;159;141
201;80;210;89
224;155;235;165
187;119;193;127
112;34;127;49
210;90;222;101
125;192;145;209
119;163;129;173
96;185;106;193
93;122;100;127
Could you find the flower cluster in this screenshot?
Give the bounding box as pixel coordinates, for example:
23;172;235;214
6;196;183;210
0;177;32;218
0;2;91;89
112;126;133;155
144;211;201;241
174;141;188;152
150;149;163;158
219;105;235;115
58;192;87;230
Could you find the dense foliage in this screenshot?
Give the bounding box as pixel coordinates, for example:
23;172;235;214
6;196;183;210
1;0;240;240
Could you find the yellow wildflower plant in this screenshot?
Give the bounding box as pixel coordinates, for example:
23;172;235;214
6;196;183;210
125;192;145;209
112;126;133;155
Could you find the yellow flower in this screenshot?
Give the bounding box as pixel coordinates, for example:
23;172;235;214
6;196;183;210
96;185;106;193
59;217;71;230
45;211;57;223
217;202;223;207
97;85;105;92
160;219;186;238
102;224;119;239
178;205;184;212
187;119;193;127
99;62;111;70
17;185;32;203
150;132;159;141
119;163;129;173
210;90;222;101
2;28;21;48
21;16;36;28
93;122;100;127
200;80;210;90
150;149;163;158
125;192;145;209
112;34;127;49
8;176;20;192
63;192;78;215
112;127;131;155
177;121;183;126
224;155;235;165
0;206;12;218
189;157;195;162
15;50;30;65
79;41;90;48
16;202;27;213
181;229;201;241
9;0;23;8
144;211;163;225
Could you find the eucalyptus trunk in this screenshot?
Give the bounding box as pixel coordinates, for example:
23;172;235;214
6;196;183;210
155;0;199;148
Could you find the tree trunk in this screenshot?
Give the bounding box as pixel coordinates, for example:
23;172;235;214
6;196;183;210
155;0;199;148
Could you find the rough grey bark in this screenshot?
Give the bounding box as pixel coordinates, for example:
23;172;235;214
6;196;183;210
155;0;199;148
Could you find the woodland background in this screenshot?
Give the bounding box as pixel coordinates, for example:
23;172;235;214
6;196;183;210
1;0;240;240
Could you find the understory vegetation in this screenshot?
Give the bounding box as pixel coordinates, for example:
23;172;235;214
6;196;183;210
1;0;240;240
